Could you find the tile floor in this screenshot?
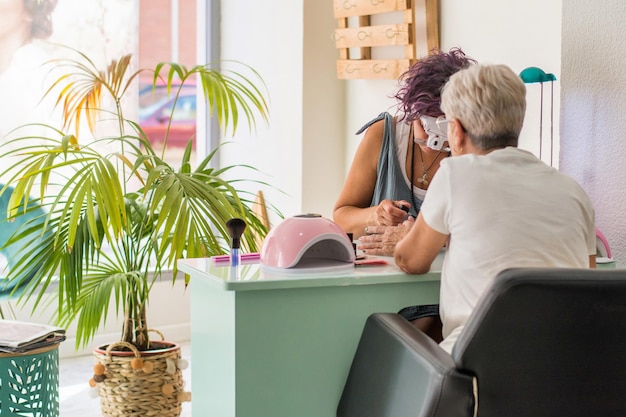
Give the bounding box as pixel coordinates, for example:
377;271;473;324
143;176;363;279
59;340;192;417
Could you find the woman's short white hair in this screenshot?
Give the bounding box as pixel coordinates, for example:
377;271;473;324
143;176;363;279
441;64;526;150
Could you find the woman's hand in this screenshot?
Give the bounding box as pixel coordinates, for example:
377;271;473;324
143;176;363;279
358;219;414;256
372;199;411;226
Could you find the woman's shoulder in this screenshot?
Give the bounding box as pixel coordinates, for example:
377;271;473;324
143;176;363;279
356;112;408;153
365;116;406;144
358;118;386;152
356;112;393;133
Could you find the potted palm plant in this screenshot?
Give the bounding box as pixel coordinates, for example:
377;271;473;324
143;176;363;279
0;48;271;416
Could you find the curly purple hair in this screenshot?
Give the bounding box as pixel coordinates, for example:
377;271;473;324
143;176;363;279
24;0;58;39
394;47;476;122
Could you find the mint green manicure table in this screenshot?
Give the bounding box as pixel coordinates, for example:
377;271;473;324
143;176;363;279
177;255;442;417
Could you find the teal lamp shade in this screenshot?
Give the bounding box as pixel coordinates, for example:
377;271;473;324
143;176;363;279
520;67;557;83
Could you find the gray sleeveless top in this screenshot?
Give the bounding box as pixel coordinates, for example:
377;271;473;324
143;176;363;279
356;112;423;218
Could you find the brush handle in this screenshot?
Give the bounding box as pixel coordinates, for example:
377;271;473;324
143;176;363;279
230;248;241;266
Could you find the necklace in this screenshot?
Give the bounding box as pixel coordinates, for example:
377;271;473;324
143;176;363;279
409;123;446;211
415;144;442;187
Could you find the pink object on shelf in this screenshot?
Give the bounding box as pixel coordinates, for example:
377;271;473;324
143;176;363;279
595;228;612;259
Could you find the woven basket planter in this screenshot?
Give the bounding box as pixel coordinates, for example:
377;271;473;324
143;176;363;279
91;335;190;417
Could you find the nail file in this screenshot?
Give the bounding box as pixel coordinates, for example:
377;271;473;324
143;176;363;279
355;257;389;266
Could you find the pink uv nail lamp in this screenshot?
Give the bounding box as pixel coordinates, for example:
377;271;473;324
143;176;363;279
260;214;355;274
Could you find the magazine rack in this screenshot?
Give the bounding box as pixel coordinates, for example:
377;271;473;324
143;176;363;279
0;344;60;417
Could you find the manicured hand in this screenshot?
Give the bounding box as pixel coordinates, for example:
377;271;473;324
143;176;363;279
359;220;413;256
373;199;411;226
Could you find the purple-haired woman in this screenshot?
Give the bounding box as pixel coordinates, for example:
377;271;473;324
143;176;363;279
333;48;476;342
334;48;476;249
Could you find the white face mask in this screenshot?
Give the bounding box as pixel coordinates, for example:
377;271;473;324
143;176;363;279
418;116;450;152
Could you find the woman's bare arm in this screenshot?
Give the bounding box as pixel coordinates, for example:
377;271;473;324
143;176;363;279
333;119;410;238
395;213;448;274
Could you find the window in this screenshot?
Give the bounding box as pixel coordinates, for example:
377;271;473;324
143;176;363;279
139;0;201;163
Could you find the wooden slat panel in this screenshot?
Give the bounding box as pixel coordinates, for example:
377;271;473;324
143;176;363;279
337;17;349;59
333;0;438;80
333;0;409;18
358;15;372;61
337;59;414;80
424;0;438;52
335;23;411;48
413;0;439;56
404;10;415;59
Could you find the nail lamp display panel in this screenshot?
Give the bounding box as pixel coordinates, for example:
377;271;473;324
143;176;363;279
260;214;355;274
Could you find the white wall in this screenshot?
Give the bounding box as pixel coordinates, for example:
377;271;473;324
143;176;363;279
560;0;626;264
218;0;345;222
302;1;347;217
219;0;302;222
440;1;562;165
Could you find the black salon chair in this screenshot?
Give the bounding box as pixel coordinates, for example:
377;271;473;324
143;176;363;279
338;267;626;417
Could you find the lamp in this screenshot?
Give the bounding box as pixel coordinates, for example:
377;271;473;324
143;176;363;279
519;67;557;166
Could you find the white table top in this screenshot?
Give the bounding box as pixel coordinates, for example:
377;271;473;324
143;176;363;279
177;253;443;291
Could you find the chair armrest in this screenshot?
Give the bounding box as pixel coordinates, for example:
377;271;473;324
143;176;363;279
338;313;474;417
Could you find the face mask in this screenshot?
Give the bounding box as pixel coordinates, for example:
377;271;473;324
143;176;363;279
418;116;450;152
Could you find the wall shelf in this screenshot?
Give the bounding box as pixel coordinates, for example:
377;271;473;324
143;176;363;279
333;0;439;80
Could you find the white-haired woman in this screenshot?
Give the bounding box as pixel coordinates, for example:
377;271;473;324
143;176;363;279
395;64;597;353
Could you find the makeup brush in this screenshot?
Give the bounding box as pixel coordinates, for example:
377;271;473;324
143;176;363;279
226;218;247;266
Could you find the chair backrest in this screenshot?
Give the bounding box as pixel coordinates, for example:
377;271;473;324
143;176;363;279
337;313;475;417
453;267;626;417
0;184;50;296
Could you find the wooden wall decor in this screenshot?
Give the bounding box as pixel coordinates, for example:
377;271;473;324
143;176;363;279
333;0;439;80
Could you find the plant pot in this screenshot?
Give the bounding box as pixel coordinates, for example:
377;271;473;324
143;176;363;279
91;337;191;417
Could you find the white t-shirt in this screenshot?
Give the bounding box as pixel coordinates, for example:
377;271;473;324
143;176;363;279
420;147;596;353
